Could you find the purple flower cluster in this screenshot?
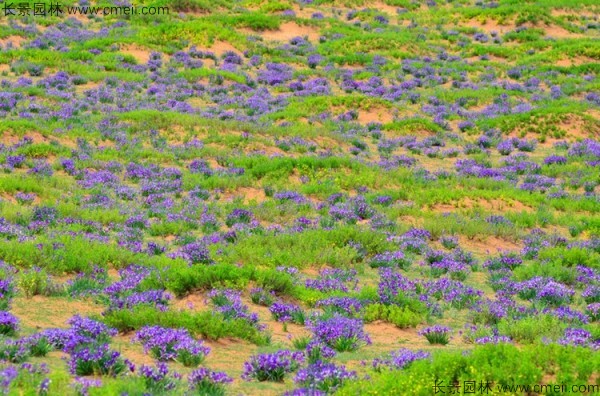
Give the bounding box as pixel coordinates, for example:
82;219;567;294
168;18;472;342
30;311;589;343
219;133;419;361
308;315;371;352
586;303;600;321
475;335;513;345
188;367;232;395
418;325;452;345
250;287;275;306
483;252;523;271
369;250;410;269
139;362;181;393
305;340;336;364
207;289;261;328
68;342;132;377
225;209;254;227
372;348;430;371
429;257;469;281
377;268;419;305
293;360;357;394
425;278;483;309
71;377;102;396
315;297;363;318
107;290;172;312
168;242;212;265
517;277;574;307
544;155;567;165
557;328;599;349
270;301;305;324
242;350;304;382
305;268;358;293
0;311;19;336
132;326;210;366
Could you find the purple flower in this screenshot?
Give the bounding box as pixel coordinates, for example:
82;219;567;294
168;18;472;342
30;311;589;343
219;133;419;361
370;251;410;269
270;301;305;324
315;297;363;318
71;377;102;396
293;361;357;394
308;315;371;352
517;277;574;307
5;155;25;169
242;350;305;382
483;252;522;270
168;242;211;265
582;285;600;304
139;363;181;393
307;54;323;68
557;328;599;349
475;335;513;345
108;290;172;312
544;155;567;165
250;288;275;306
586;303;600;321
225;209;253;227
372;348;430;371
304;340;336;364
418;325;452;345
68;343;130;376
0;311;18;336
0;366;18;392
67;315;117;343
132;326;210;366
188;367;232;395
274;191;308;204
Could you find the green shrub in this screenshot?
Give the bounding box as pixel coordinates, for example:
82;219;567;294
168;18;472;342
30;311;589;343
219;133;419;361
363;303;423;328
101;307;270;345
338;344;599;396
497;315;565;344
17;267;64;298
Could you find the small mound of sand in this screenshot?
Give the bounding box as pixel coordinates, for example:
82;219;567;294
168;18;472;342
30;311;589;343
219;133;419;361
244;22;320;42
120;44;152;64
0;35;26;48
208;40;241;56
358;107;394;124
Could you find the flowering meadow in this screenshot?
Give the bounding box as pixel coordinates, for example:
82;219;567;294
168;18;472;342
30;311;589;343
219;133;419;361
0;0;599;394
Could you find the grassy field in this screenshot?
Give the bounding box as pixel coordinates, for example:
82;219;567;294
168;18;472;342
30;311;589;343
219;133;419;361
0;0;599;395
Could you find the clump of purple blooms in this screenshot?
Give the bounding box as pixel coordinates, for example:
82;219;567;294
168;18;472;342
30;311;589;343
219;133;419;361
315;297;363;318
419;325;452;345
372;348;430;371
207;289;261;328
132;326;210;367
242;349;305;382
0;311;19;336
293;360;357;394
369;250;411;269
139;362;182;393
305;268;358;293
270;301;306;325
308;315;371;352
188;367;232;395
557;328;599;349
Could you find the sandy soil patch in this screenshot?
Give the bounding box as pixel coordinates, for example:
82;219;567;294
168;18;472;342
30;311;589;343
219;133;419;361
542;24;585;39
244;22;320;42
465;18;509;34
1;131;48;145
172;292;209;311
0;35;26;48
459;235;522;255
12;296;104;331
358;107;395;124
120;44;152;64
209;40;242;56
365;321;423;346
